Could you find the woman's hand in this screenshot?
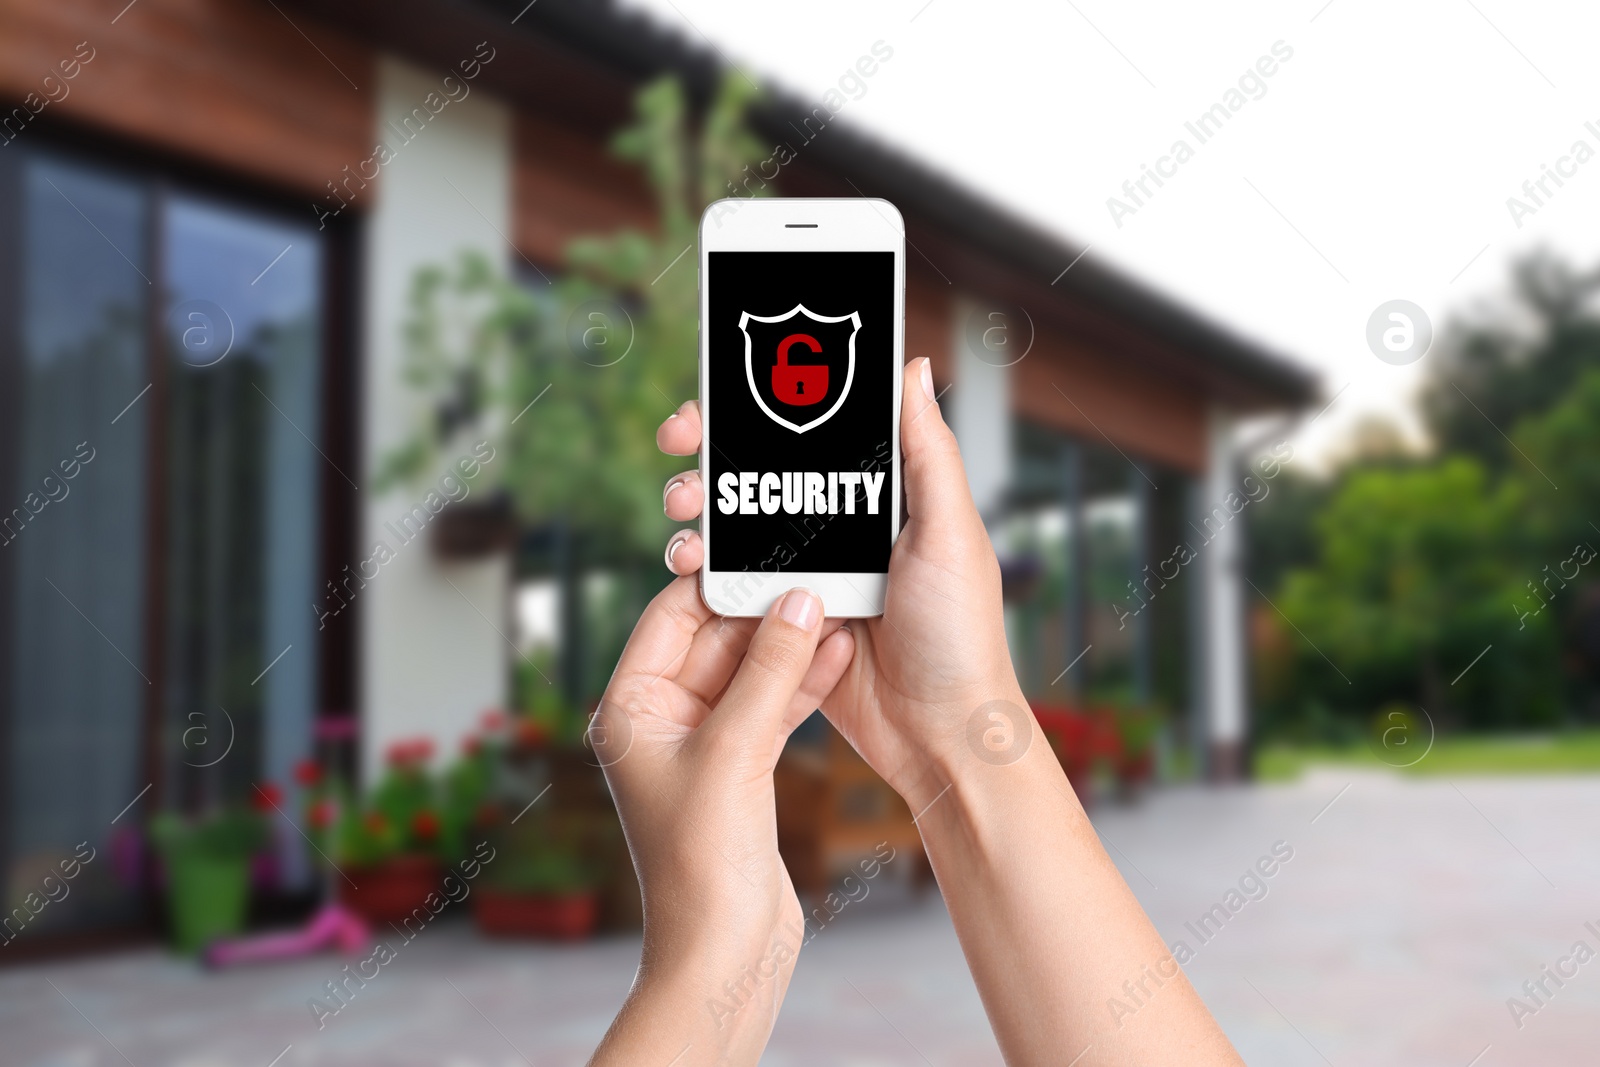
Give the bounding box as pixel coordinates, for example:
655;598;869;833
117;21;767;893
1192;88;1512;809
657;358;1024;809
654;364;1244;1065
588;576;854;1066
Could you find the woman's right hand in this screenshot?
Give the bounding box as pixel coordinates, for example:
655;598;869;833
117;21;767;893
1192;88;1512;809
657;357;1030;808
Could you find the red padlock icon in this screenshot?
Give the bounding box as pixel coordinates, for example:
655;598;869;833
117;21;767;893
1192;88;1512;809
772;333;828;406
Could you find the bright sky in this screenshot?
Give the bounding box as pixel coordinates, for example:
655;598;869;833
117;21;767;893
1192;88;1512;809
621;0;1600;466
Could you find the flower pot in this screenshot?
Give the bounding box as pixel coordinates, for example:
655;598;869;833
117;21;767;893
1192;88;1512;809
164;850;252;955
339;856;444;924
473;886;599;940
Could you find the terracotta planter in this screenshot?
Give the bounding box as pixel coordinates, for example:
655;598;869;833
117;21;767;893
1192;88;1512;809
473;887;599;940
339;856;444;924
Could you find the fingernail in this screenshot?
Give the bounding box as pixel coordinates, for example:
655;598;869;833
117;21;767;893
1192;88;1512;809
779;588;820;629
665;533;689;567
663;479;685;513
920;358;936;401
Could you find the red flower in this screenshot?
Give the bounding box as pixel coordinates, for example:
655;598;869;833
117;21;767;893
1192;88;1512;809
384;736;436;767
514;719;551;750
307;799;336;830
479;708;509;733
411;810;441;840
252;783;283;812
462;735;482;757
293;759;322;787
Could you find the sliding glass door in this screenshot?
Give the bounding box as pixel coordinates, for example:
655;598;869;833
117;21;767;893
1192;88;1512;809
0;145;339;941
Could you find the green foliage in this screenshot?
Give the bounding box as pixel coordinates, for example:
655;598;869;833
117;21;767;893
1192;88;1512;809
1269;459;1561;730
482;815;603;895
1421;254;1600;476
376;71;772;562
150;809;268;862
1258;729;1600;781
1262;255;1600;738
1518;368;1600;553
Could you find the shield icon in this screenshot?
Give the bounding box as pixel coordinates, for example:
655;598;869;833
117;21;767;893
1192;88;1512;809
740;304;861;433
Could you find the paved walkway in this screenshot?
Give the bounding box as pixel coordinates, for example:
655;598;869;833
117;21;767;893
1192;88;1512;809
5;770;1598;1066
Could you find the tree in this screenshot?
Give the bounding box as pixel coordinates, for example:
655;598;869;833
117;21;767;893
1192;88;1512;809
1421;254;1600;475
378;71;772;562
1271;459;1560;731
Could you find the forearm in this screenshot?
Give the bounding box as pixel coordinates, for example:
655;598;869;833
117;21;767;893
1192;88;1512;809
590;925;799;1066
910;689;1243;1066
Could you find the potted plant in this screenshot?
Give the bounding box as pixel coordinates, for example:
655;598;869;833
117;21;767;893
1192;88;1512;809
1110;705;1160;803
473;817;602;940
149;793;271;954
333;737;447;923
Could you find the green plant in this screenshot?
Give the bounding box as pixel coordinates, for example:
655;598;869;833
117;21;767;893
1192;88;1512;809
374;71;772;565
149;808;268;862
1112;705;1160;762
150;803;272;954
484;817;602;895
333;738;446;867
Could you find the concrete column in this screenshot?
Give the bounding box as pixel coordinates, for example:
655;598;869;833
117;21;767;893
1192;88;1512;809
359;55;513;782
1201;406;1247;779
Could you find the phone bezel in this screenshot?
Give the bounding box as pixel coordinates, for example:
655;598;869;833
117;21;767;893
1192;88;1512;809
697;197;905;618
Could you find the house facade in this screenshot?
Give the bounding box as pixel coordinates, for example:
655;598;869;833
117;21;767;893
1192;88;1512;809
0;0;1313;952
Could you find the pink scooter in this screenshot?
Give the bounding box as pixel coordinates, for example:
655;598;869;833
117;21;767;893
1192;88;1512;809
204;717;371;968
203;901;369;967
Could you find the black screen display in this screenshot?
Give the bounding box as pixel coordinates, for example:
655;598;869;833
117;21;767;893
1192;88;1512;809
707;250;895;573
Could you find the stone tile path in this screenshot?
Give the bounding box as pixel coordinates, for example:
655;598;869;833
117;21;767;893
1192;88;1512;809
5;770;1596;1065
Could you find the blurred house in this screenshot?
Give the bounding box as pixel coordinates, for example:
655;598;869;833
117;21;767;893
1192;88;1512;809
0;0;1313;953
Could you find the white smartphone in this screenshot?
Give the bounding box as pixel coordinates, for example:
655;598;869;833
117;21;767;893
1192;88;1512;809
697;197;905;618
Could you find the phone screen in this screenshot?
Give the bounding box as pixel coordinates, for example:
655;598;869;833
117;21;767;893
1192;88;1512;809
707;250;896;574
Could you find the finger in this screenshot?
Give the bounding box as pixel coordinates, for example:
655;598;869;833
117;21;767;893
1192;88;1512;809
700;588;824;751
690;617;846;710
901;357;980;527
657;400;702;456
777;625;855;748
675;614;758;704
611;574;714;684
663;470;704;522
664;530;703;576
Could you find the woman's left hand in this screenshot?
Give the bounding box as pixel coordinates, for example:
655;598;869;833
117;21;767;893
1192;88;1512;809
588;576;854;1066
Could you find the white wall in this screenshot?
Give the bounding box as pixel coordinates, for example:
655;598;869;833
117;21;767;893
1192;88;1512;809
948;297;1013;519
359;55;513;782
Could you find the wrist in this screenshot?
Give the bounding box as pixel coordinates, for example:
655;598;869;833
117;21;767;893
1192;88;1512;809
601;922;800;1065
897;677;1035;809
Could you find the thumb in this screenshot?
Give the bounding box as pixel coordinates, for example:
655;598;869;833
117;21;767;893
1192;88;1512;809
901;357;982;527
699;588;824;754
